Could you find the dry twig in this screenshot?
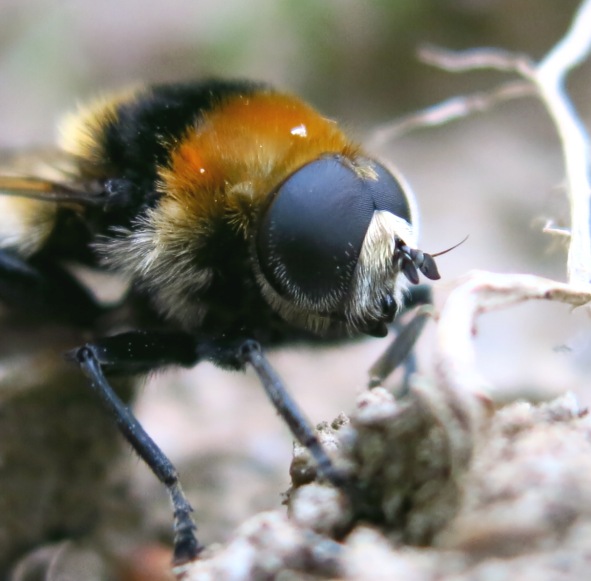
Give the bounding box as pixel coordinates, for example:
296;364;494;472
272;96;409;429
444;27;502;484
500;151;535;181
373;0;591;468
427;1;591;410
373;0;591;288
435;271;591;400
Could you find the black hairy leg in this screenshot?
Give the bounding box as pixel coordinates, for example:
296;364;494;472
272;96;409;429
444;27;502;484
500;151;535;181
368;284;434;389
0;249;103;325
71;337;202;564
238;340;347;488
68;331;347;563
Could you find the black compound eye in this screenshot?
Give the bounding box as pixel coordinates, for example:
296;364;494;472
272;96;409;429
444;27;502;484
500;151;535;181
257;157;370;304
256;155;411;307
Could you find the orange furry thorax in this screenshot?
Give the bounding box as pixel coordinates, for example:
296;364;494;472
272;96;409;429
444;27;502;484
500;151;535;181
158;91;360;233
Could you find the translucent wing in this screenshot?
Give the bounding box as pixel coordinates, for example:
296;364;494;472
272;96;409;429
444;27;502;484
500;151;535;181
0;148;101;206
0;148;101;257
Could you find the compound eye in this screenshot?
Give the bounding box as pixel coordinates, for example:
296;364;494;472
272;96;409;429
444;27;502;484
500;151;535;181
256;156;375;307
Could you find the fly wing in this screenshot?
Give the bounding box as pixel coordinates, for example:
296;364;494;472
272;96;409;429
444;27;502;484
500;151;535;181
0;148;102;258
0;147;102;206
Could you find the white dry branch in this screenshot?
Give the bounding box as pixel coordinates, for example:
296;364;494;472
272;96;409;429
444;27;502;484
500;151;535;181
377;0;591;447
434;271;591;409
536;0;591;286
373;0;591;288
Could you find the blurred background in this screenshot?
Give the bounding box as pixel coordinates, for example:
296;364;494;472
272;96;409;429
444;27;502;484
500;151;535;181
1;0;590;566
